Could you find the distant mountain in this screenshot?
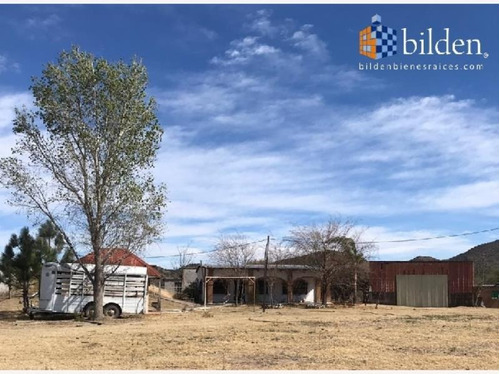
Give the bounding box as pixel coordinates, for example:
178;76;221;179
448;240;499;285
410;256;439;262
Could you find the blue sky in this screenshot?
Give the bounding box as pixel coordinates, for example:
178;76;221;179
0;4;498;267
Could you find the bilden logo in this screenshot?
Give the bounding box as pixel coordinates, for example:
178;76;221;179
359;14;397;60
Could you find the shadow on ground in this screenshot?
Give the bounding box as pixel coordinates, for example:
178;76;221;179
0;310;29;321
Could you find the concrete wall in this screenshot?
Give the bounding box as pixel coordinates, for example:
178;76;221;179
256;278;288;304
181;268;198;290
161;279;179;296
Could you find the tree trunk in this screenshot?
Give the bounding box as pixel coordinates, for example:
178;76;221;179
474;285;483;307
92;264;105;320
269;281;274;307
234;279;239;306
22;281;29;312
353;268;358;304
321;278;328;305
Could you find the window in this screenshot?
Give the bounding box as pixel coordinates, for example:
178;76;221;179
293;279;308;295
213;279;227;294
174;281;182;294
282;282;288;295
257;279;268;295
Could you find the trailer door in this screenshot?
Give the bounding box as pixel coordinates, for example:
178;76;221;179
40;264;57;301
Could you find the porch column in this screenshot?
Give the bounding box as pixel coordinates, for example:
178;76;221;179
247;269;255;304
326;284;332;303
287;271;293;303
314;279;321;303
206;279;213;304
206;268;214;305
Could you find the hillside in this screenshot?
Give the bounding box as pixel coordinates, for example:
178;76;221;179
410;256;439;262
449;240;499;284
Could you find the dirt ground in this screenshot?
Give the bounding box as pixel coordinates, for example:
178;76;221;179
0;297;498;370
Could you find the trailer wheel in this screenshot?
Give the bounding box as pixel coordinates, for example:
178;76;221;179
103;303;121;318
83;302;96;319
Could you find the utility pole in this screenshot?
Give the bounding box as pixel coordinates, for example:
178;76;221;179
262;235;270;313
158;278;162;312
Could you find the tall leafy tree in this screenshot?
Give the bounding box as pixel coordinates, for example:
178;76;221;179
0;47;167;320
337;236;373;304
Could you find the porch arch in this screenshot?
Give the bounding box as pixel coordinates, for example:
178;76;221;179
256;277;288;304
292;277;316;303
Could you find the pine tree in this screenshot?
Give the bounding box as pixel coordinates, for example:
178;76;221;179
10;228;40;311
0;242;16;298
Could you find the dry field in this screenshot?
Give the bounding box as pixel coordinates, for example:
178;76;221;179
0;297;498;370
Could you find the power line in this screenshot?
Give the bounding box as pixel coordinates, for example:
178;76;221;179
360;227;499;244
144;228;498;259
144;237;271;259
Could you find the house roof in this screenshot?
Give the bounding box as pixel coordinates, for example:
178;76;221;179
198;264;311;271
80;248;161;278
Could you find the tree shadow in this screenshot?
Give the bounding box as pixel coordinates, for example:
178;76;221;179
0;310;28;321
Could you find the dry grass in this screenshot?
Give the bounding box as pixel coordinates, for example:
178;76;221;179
0;297;498;370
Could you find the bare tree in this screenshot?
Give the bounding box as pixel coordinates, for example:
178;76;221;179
266;242;292;305
473;260;491;307
209;233;256;306
286;218;373;305
337;232;375;304
171;244;194;270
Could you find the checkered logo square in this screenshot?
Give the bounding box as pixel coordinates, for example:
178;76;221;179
359;15;397;60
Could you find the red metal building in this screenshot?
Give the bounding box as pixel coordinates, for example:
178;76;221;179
369;261;474;307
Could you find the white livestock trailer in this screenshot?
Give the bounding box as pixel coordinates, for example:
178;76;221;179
29;262;148;318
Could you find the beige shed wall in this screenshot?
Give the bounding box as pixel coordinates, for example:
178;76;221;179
396;274;448;307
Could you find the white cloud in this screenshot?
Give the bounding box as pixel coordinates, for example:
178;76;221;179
363;226;487;261
0;10;496;265
342;95;498;182
0;92;32;130
154;19;498;233
210;36;280;66
25;14;61;30
210;9;364;88
247;9;282;37
0;55;21;75
172;20;217;43
419;181;499;211
0;55;6;73
13;13;65;41
0;133;18;159
0;189;21;216
151;89;498;258
290;24;329;60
